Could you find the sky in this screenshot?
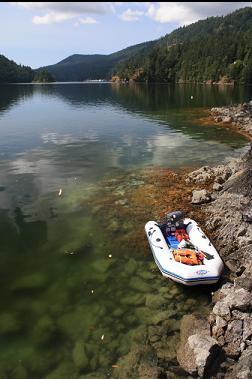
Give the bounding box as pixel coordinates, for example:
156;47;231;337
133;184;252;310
0;2;251;68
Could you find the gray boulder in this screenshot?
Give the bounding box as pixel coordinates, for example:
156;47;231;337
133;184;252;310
233;346;252;379
191;190;212;205
223;116;233;123
178;333;221;377
177;314;223;377
188;334;220;377
243;316;252;341
213;182;223;191
242;207;252;222
213;301;231;320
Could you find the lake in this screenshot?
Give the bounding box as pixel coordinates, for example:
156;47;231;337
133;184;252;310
0;83;251;378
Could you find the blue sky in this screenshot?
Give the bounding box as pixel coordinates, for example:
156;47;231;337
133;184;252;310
1;2;251;68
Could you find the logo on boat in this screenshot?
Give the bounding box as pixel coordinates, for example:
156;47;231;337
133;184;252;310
196;269;208;275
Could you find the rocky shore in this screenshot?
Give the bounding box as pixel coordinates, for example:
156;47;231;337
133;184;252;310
210;100;252;139
108;102;252;379
176;101;252;378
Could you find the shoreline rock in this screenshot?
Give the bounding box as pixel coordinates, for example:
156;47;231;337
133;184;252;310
110;101;252;379
210;101;252;137
180;103;252;378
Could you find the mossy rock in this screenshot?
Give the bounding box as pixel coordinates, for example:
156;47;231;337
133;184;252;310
0;312;20;336
158;286;169;295
112;308;124;318
44;282;69;308
84;343;99;358
90;258;114;274
32;315;56;345
150;310;170;325
72;340;89;370
137;270;156;281
162;318;181;333
125;314;138;325
89;355;99;371
169;285;183;296
107;220;120;233
116;336;131;357
98;353;111;368
129;277;152;293
0;365;7;379
148;262;158;271
45;362;78;379
78;373;107;379
57;304;98;340
49;303;64;316
145;294;164;309
27;350;58;377
12;364;28;379
11;273;47;291
120;292;145;306
124;258;138;275
130;325;148;344
134;307;156;324
107;338;120;353
30;300;48;315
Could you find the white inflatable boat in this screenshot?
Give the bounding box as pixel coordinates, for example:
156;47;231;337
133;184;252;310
145;211;223;286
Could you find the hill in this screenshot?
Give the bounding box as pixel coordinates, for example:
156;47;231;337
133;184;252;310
115;7;252;84
0;55;33;83
36;41;156;81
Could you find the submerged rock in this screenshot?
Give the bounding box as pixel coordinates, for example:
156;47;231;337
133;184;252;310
72;340;89;370
129;277;152;293
0;312;20;335
112;345;162;379
145;293;164;309
11;273;47;291
45;362;78;379
120;292;145;306
137;270;155;281
12;364;28;379
32;315;56;345
124;258;139;275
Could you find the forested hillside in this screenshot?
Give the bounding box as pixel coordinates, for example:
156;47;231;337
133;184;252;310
33;70;55;83
114;7;252;84
37;41;156;82
0;55;33;83
2;7;251;84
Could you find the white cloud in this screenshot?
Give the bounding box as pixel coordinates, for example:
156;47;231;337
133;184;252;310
120;8;144;22
78;16;98;24
33;12;75;25
10;2;252;26
11;2;117;24
146;2;252;26
75;17;98;27
12;2;115;14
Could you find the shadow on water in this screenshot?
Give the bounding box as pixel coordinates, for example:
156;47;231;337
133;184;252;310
0;85;34;114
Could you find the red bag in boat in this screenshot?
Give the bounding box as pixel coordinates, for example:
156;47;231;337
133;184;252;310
175;229;189;242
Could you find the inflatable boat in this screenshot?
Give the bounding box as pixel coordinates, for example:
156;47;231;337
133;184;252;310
145;211;223;286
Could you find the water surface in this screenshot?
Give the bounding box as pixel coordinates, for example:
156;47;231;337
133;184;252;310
0;83;251;378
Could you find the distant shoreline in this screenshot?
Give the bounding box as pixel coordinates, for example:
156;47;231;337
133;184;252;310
2;81;252;86
5;81;113;85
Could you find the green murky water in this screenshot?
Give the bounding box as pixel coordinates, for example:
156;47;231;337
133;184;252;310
0;83;251;378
